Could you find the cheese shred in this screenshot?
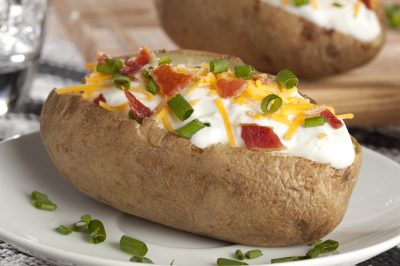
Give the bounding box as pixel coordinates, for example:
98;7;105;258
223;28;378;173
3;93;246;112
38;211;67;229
215;98;236;147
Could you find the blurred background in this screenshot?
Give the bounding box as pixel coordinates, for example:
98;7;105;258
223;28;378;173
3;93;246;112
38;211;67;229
0;0;400;265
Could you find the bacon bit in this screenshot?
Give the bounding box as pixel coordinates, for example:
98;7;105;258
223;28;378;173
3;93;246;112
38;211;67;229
96;52;107;65
361;0;372;9
215;78;246;98
320;109;343;129
241;124;284;150
152;64;192;96
124;90;153;123
121;47;153;79
93;94;106;105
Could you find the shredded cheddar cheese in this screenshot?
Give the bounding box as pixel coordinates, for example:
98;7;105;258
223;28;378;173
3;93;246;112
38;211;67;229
354;1;361;17
84;63;96;70
56;83;111;94
85;73;113;84
284;113;306;140
99;101;128;112
311;0;319;9
156;107;174;132
188;99;200;106
130;87;154;101
215;98;236;147
336;113;354;120
318;133;327;139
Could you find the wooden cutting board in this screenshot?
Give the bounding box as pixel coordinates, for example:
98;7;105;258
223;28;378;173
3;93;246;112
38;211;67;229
53;0;400;126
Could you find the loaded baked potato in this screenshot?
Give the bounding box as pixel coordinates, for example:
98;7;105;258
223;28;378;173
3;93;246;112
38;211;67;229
155;0;386;79
40;48;361;247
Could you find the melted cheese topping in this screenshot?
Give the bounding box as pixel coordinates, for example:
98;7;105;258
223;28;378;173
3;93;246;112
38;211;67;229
57;63;356;169
264;0;381;42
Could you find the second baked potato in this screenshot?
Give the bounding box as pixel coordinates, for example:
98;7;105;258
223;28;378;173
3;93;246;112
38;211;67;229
155;0;386;79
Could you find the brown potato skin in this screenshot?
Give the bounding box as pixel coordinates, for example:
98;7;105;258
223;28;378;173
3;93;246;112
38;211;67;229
155;0;386;79
40;50;362;246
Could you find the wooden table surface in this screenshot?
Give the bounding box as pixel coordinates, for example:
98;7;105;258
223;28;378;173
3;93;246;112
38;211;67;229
53;0;400;126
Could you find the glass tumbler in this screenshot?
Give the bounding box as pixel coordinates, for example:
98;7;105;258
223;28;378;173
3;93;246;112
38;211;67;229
0;0;47;115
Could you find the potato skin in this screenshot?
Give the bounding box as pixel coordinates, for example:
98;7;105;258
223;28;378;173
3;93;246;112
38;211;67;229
155;0;386;79
40;50;362;247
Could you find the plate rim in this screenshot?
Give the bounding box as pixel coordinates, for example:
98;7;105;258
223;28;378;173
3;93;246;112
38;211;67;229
1;132;400;266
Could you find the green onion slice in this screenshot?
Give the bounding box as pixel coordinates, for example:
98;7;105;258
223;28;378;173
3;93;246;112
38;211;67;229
88;219;106;244
303;116;325;128
175;119;210;139
210;59;230;74
167;94;194;121
120;235;148;256
130;256;154;264
306;244;321;258
216;258;248;266
332;2;343;7
55;225;72;235
170;259;175;265
245;249;263;259
158;56;172;66
385;4;400;27
261;94;282;114
234;65;254;80
235;249;244;260
294;0;310;6
112;73;131;90
320;239;339;253
271;256;306;263
276;69;298;89
31;191;57;211
143;71;159;95
96;58;123;74
80;214;92;225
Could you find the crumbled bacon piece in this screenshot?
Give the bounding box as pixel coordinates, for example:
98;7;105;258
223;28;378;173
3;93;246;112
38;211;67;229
361;0;372;9
93;94;106;105
96;52;107;65
124;90;153;123
241;124;284;150
215;78;246;98
320;109;343;129
120;47;153;79
152;65;192;96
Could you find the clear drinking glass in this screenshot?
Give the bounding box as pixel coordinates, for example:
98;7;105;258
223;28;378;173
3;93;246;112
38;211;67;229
0;0;47;115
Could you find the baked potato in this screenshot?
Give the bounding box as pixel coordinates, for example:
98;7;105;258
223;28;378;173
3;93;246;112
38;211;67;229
155;0;386;79
40;48;362;247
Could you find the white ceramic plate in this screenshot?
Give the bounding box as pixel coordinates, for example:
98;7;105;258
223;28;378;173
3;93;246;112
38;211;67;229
1;133;400;266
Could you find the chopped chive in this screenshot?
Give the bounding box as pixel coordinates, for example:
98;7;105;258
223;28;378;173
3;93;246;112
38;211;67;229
96;58;123;74
120;235;148;256
216;258;248;266
294;0;310;6
167;94;194;121
31;191;57;211
55;225;72;235
175;119;210;139
320;239;339;253
234;65;254;80
72;221;88;232
309;239;323;246
210;59;230;74
130;256;154;264
271;256;306;263
276;69;298;89
245;249;263;259
112;73;131;90
158;56;172;66
170;259;175;265
261;94;282;114
143;71;159;95
332;2;343;7
303;116;325;128
385;4;400;27
80;214;92;225
88;219;106;244
235;249;244;260
306;244;321;258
